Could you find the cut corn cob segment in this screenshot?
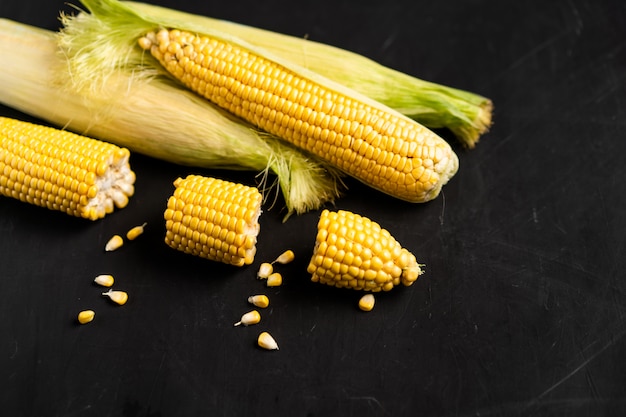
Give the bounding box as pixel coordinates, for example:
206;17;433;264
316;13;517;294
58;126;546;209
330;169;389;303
164;175;263;266
0;117;135;220
307;209;423;292
138;29;458;203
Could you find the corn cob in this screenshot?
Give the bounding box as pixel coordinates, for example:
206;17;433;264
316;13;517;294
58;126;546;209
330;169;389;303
164;175;262;266
0;19;341;220
58;0;458;203
307;209;423;292
138;28;458;203
126;0;493;148
0;117;135;220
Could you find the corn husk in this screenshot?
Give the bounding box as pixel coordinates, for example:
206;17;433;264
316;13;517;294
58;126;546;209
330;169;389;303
58;0;459;204
0;18;343;219
123;1;493;148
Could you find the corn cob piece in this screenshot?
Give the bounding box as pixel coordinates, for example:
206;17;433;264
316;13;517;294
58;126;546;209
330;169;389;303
139;28;458;203
307;209;423;292
0;117;135;220
164;175;263;266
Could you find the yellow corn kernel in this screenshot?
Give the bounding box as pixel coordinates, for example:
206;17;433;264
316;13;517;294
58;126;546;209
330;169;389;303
102;289;129;305
164;175;263;266
77;310;95;324
248;294;270;308
273;249;295;265
105;234;124;252
257;331;279;350
266;272;282;287
358;294;376;312
93;274;114;287
139;29;458;203
0;117;135;220
257;262;273;279
234;310;261;327
126;222;147;240
307;209;424;292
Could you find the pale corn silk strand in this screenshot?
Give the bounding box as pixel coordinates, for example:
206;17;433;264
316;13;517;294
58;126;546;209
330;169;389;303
139;28;459;204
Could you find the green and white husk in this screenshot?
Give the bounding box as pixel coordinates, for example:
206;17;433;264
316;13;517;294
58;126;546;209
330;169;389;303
123;1;493;148
0;18;343;219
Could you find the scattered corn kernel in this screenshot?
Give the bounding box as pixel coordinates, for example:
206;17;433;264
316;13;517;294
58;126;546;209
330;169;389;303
248;294;270;309
257;262;273;279
358;294;376;312
126;222;147;240
102;289;128;305
77;310;95;324
273;250;295;265
93;274;114;287
257;331;279;351
266;272;283;287
234;310;261;327
105;234;124;252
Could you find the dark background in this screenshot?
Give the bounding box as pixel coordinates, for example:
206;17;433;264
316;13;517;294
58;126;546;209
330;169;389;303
1;1;625;416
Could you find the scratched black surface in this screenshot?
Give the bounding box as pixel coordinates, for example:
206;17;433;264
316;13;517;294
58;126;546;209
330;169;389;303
1;0;625;416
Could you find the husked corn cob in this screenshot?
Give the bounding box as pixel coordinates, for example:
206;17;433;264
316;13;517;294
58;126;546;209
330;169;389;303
164;175;262;266
138;29;458;203
0;117;135;220
307;209;423;292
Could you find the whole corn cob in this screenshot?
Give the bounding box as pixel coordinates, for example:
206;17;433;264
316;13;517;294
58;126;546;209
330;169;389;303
0;19;341;219
0;117;135;220
138;28;458;203
59;0;459;204
164;175;262;266
306;209;423;292
125;0;493;148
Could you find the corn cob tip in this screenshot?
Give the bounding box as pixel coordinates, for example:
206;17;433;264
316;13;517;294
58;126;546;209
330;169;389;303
306;209;423;292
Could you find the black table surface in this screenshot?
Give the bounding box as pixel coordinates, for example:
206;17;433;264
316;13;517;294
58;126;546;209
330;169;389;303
1;1;625;416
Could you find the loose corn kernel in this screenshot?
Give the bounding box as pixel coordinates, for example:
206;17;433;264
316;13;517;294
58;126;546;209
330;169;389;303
77;310;95;324
93;274;114;287
358;294;376;311
273;249;295;265
0;117;135;220
102;289;129;305
139;29;458;203
126;222;147;240
105;235;124;252
257;331;279;350
266;272;282;287
248;294;270;308
234;310;261;326
164;175;263;266
257;262;273;279
307;209;424;291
